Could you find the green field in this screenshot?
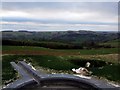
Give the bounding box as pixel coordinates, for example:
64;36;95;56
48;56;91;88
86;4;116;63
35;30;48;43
2;46;118;55
2;55;120;84
2;46;49;51
100;39;119;47
2;45;120;85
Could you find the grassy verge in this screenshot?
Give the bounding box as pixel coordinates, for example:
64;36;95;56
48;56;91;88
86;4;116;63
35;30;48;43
92;64;120;82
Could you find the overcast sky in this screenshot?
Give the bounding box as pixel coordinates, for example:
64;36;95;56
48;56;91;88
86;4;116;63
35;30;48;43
1;2;118;31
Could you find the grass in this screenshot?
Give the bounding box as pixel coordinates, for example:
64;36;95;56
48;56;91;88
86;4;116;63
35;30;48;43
65;54;119;64
2;55;120;85
2;46;50;51
92;64;120;82
2;55;19;85
2;55;77;84
61;48;118;55
100;39;120;47
2;46;118;55
2;45;119;85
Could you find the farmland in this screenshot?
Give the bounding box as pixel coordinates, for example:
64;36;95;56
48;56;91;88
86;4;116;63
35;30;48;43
100;39;119;48
2;45;120;85
2;46;118;55
2;31;120;86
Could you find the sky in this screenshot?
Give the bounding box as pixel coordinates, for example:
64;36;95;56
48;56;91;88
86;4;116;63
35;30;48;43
1;2;118;31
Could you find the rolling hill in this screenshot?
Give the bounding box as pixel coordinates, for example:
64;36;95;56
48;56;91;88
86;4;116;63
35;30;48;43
2;30;119;44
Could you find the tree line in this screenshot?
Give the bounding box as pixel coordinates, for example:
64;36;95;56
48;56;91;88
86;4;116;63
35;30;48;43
2;39;114;49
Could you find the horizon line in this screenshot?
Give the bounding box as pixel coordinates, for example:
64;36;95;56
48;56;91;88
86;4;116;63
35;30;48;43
1;29;118;32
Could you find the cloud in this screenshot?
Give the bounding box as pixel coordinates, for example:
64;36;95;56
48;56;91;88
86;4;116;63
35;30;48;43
1;2;118;31
2;22;117;31
1;0;119;2
2;16;117;26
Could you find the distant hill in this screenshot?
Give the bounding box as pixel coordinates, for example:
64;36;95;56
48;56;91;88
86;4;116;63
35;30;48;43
99;39;119;48
2;30;119;44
